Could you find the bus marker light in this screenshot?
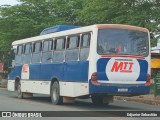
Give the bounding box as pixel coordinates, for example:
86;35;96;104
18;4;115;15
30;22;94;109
91;72;97;81
91;72;100;85
145;74;151;86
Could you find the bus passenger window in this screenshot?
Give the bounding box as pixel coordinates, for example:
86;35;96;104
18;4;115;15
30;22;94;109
32;42;42;63
17;45;23;55
81;34;90;47
42;40;53;63
65;35;79;61
33;42;42;53
43;40;49;52
23;43;31;64
53;38;65;62
55;38;65;50
67;36;80;49
15;45;23;64
80;33;90;60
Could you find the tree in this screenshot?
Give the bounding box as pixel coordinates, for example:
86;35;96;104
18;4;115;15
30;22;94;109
0;0;160;52
78;0;160;46
0;0;83;51
0;0;83;71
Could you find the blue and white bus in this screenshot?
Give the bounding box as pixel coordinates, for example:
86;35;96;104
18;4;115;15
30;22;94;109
8;24;150;105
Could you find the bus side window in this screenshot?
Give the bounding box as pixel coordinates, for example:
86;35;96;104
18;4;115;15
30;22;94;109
65;35;79;61
23;43;31;64
15;45;23;64
80;33;90;60
32;41;42;63
42;39;53;63
53;38;65;62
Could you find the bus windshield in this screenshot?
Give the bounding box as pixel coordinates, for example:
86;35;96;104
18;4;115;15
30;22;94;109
97;29;149;56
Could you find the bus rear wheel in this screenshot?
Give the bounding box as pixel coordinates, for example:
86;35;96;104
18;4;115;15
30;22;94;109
51;81;63;105
17;82;23;99
91;94;103;105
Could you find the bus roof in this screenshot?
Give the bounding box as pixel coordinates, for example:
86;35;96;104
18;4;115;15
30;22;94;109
12;24;149;46
12;25;94;45
96;24;149;33
40;25;80;35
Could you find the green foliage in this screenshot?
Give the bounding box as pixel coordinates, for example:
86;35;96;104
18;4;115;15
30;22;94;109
78;0;160;46
0;0;83;51
0;0;160;52
150;37;157;47
78;0;160;27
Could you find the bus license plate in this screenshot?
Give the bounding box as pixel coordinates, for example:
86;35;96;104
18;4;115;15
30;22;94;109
118;88;128;92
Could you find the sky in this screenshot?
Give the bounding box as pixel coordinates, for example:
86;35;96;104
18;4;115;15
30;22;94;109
0;0;19;6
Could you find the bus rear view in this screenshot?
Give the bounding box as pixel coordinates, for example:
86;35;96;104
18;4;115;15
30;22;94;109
89;24;150;104
7;24;150;105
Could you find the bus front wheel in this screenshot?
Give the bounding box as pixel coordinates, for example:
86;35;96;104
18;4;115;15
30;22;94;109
17;82;23;99
51;81;63;105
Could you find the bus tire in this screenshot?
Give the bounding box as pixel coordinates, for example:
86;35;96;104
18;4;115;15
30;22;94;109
51;81;63;105
91;94;103;105
17;82;23;99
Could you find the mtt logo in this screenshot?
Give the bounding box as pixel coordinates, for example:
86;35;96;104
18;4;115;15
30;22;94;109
111;61;134;73
106;58;139;81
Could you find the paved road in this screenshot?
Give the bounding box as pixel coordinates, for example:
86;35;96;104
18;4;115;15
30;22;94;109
0;88;160;120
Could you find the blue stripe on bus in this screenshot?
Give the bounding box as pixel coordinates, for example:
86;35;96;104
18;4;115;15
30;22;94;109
39;62;64;80
30;63;41;80
9;61;89;82
136;59;148;81
9;65;22;79
40;61;89;82
97;58;110;80
63;61;89;82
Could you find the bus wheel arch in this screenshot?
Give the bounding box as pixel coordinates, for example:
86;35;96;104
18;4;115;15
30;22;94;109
50;78;63;105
